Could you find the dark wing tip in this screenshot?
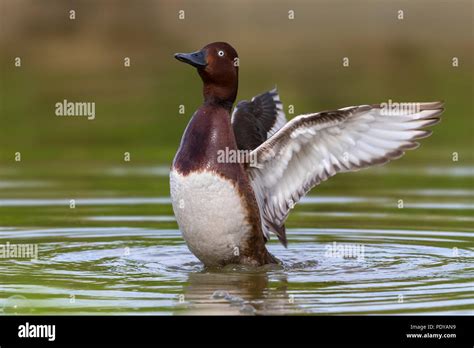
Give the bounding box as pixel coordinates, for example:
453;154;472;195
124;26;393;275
267;220;288;247
419;101;444;110
370;101;445;110
420;117;442;127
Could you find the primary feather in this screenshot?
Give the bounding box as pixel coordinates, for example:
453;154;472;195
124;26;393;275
247;102;444;246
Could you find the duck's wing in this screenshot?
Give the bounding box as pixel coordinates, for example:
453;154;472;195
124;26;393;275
231;87;287;151
248;102;444;246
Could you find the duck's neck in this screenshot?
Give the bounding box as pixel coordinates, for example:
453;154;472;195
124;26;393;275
203;83;237;112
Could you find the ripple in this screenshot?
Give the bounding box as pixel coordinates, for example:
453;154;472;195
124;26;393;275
0;197;171;207
86;216;176;222
0;226;472;315
371;165;474;177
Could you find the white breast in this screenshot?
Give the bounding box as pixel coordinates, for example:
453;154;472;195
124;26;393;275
169;169;251;266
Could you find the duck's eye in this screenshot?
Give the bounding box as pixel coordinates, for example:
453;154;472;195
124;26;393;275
218;50;225;57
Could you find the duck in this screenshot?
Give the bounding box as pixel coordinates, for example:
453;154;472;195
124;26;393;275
170;42;443;267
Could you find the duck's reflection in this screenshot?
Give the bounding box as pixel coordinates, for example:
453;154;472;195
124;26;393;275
177;265;298;315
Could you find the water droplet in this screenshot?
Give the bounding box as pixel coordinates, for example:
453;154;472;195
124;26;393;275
2;295;32;315
225;294;244;305
211;290;229;300
239;304;256;315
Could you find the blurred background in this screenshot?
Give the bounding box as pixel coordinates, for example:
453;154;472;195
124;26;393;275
0;0;473;316
1;0;472;169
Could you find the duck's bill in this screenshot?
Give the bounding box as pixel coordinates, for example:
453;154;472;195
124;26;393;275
174;50;207;68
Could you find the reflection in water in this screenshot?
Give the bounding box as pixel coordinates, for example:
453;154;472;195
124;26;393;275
180;266;293;315
0;224;473;315
0;165;473;315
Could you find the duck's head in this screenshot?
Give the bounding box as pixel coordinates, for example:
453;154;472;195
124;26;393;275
174;42;239;107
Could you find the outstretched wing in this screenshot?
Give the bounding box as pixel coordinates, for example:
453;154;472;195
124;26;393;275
231;87;287;151
248;102;444;246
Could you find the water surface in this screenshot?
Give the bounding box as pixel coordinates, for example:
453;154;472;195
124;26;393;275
0;164;473;315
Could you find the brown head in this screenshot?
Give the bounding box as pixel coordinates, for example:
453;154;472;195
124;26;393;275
175;42;239;109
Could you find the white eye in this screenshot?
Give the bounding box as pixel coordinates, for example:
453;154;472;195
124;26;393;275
218;50;225;57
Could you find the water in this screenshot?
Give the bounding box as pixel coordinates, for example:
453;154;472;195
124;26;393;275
0;164;473;315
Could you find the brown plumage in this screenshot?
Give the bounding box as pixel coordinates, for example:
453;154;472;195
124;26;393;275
171;41;443;267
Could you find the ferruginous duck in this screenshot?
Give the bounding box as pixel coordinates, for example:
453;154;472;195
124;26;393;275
170;42;443;267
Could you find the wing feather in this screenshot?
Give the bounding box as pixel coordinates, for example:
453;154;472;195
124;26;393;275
248;102;444;246
231;88;287;151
